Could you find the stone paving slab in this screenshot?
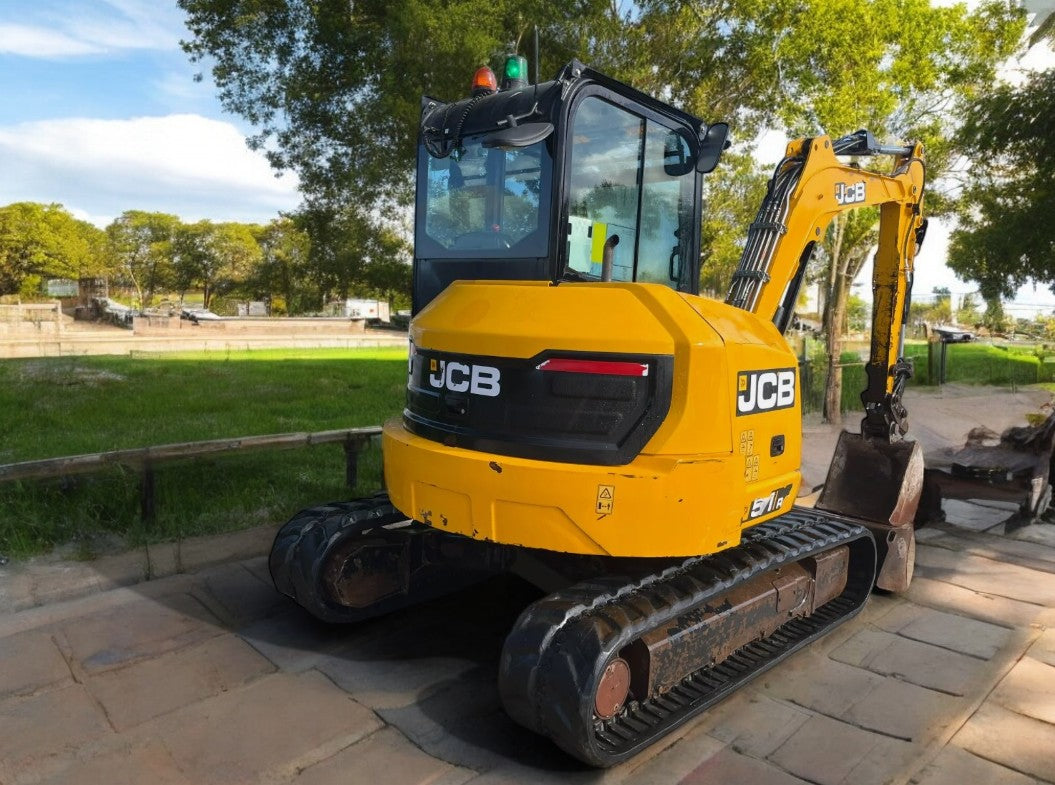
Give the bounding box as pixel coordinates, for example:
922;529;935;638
919;524;1055;574
35;740;196;785
140;670;384;785
915;545;1055;607
704;692;811;758
85;633;275;731
0;629;72;699
0;683;112;779
954;702;1055;783
990;656;1055;725
870;602;1013;660
56;591;222;675
189;559;289;628
767;713;888;785
680;747;810;785
906;574;1055;629
289;727;475;785
910;746;1041;785
1030;627;1055;667
829;628;987;695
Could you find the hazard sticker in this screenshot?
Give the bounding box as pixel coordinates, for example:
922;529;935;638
596;484;615;515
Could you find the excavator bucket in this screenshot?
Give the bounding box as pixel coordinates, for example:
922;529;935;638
815;431;924;592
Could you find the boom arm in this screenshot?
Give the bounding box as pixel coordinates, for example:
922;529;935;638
726;130;926;438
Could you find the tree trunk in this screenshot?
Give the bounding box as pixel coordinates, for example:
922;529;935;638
823;282;848;425
821;215;847;425
127;271;144;313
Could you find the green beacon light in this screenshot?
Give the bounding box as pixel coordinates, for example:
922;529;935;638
501;54;529;91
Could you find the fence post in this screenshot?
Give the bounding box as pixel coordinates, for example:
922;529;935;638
343;436;362;488
140;462;156;524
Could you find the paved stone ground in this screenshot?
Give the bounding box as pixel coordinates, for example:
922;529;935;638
3;387;1055;784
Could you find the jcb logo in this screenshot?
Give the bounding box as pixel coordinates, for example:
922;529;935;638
428;359;501;397
835;181;866;205
737;368;796;415
743;484;793;522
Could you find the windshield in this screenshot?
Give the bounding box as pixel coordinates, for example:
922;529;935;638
416;136;551;258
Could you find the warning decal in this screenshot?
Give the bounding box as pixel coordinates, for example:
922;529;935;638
596;484;615;515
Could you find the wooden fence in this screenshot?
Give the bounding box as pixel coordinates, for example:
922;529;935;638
0;426;383;523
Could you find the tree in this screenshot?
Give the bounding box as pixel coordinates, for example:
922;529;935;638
179;0;618;207
956;292;981;326
926;286;953;325
847;294;869;333
105;211;180;309
770;0;1024;424
291;202;410;311
948;66;1055;299
0;203;107;296
171;221;262;309
819;208;882;422
252;217;311;313
982;295;1009;334
180;0;1023;401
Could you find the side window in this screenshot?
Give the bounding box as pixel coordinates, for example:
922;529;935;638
637;125;694;287
566;98;643;282
565;96;695;289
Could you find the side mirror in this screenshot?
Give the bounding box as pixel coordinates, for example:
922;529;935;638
482;122;554;150
697;122;730;173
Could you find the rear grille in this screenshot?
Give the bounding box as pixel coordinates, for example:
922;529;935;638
404;348;673;465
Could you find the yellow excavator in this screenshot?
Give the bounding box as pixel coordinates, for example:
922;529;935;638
270;58;927;766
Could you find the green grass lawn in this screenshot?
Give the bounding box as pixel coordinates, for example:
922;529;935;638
799;339;1055;414
0;348;408;559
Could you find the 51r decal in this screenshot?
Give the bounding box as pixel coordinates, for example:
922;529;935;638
743;484;793;522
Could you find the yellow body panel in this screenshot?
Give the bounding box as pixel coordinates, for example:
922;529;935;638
383;280;803;557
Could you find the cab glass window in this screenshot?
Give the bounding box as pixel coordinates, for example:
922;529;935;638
566;96;696;289
418;138;550;258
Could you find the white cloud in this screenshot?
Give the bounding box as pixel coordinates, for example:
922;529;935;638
0;23;102;56
0;0;183;58
0;114;301;226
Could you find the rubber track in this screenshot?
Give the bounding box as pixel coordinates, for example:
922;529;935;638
268;492;410;623
498;507;876;767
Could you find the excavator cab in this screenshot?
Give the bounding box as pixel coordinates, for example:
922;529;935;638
412;59;726;311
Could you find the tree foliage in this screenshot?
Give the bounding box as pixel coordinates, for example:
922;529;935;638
0;203;107;296
178;0;616;208
106;211;181;308
0;202;408;314
948;67;1055;300
767;0;1024;423
699;152;770;296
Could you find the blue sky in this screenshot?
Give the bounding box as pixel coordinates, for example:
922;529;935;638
0;1;300;227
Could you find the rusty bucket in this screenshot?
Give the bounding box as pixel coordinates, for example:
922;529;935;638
815;431;924;592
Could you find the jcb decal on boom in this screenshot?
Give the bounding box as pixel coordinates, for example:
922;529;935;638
743;484;793;522
835;181;866;205
736;368;796;415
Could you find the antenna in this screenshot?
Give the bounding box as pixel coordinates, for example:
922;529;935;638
534;25;540;84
